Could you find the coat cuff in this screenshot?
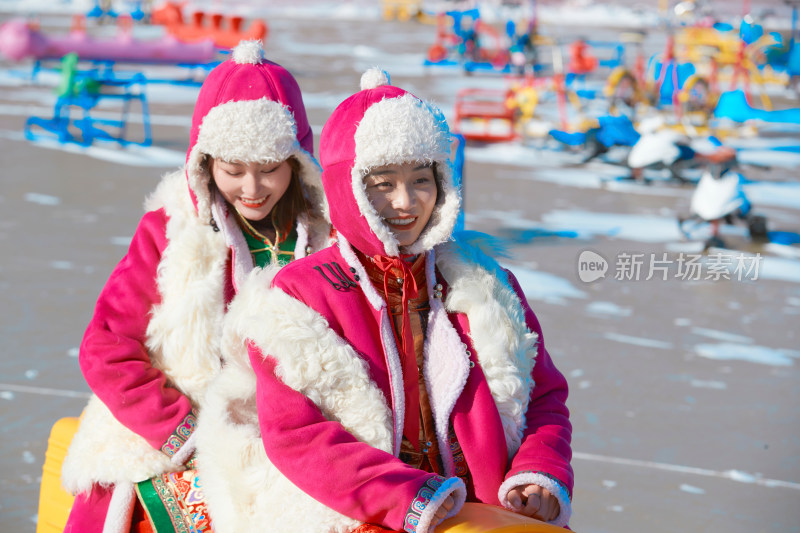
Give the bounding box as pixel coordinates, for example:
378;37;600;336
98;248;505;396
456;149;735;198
160;410;197;464
497;471;572;528
403;475;466;533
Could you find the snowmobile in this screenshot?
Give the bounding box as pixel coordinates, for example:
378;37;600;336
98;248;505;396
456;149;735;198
677;161;768;249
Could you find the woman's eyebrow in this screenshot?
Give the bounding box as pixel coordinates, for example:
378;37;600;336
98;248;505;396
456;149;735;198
413;164;432;171
368;168;397;177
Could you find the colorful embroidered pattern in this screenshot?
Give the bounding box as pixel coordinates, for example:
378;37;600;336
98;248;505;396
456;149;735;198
403;475;444;533
448;428;471;487
135;469;214;533
161;411;197;458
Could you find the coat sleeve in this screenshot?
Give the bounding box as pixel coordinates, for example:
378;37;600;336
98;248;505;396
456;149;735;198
497;270;573;527
79;209;197;461
249;346;466;533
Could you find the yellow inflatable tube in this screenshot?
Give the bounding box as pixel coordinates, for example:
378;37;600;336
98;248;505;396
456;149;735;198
438;503;567;532
37;417;78;533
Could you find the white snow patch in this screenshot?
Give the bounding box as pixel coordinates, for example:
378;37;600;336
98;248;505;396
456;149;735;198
724;470;758;483
585;301;633;317
689;379;727;390
67;348;79;358
1;391;14;400
24;370;39;380
694;343;796;366
679;484;706;494
501;263;587;304
541;210;685;243
24;193;60;206
690;327;752;344
604;332;674;350
22;451;35;464
602;480;617;489
110;236;133;247
737;150;800;169
743;181;800;210
50;261;72;270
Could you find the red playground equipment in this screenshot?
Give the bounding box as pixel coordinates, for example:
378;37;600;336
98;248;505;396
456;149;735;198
453;87;516;142
151;2;268;49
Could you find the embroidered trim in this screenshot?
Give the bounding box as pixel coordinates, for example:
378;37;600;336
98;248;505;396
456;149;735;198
403;475;445;533
448;427;470;488
161;411;198;458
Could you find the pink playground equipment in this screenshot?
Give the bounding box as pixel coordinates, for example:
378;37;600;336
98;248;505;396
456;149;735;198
151;2;268;50
0;15;217;64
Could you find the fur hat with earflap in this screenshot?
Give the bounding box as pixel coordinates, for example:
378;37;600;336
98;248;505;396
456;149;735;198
319;68;461;258
182;40;328;285
184;40;324;231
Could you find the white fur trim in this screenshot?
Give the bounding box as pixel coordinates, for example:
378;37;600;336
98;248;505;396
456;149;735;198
62;397;178;494
360;67;390;90
497;472;572;528
435;240;537;458
196;98;298;166
231;39;263;64
421;249;470;476
351;93;461;256
417;477;467;533
337;236;406;454
102;482;135;533
380;309;406;456
197;267;394;532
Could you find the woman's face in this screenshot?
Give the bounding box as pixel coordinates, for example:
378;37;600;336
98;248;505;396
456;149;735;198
211;158;292;221
364;162;438;247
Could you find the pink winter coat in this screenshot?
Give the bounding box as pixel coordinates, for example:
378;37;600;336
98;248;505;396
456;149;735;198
61;42;330;533
244;239;573;532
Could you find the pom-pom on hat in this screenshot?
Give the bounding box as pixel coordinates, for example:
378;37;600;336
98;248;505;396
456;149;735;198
319;68;461;257
184;40;322;228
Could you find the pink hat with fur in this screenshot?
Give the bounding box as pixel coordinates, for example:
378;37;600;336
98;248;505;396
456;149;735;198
184;40;322;226
319;69;461;258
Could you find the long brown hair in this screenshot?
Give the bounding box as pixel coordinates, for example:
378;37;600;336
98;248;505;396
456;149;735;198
270;156;309;238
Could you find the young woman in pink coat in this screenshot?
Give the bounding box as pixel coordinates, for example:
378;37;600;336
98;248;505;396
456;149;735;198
60;41;330;533
198;69;572;533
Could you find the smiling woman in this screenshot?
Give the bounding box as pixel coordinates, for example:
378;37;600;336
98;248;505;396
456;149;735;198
364;162;439;247
209;156;309;263
57;40;331;533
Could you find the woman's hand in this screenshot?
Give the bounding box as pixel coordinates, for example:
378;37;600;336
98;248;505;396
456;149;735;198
433;494;455;522
507;484;559;522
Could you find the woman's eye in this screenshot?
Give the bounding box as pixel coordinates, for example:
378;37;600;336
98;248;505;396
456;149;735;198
261;167;278;174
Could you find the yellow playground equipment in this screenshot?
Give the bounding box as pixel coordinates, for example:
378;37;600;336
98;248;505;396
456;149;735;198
382;0;422;22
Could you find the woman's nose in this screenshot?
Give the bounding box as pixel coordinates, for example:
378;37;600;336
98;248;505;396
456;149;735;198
241;172;259;195
392;185;414;210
